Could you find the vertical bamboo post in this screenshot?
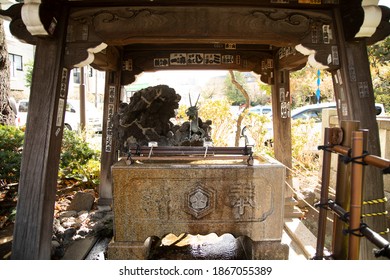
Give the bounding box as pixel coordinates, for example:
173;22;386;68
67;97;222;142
79;66;86;132
348;130;364;259
315;127;332;259
332;120;360;259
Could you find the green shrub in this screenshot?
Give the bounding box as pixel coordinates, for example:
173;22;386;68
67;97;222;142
59;129;100;186
0;125;24;184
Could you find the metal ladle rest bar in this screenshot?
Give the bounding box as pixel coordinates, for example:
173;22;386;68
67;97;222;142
127;145;255;166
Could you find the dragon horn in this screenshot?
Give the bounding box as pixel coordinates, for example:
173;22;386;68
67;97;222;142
195;94;200;106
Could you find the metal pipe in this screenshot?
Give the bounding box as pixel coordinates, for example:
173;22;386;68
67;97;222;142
328;200;390;259
360;226;390;259
314;128;333;259
328;200;348;222
129;146;253;156
348;131;364;260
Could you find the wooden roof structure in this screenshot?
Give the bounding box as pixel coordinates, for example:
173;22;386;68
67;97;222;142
1;0;389;259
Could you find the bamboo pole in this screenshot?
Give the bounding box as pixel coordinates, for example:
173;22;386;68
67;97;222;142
348;130;364;260
79;66;86;131
331;145;390;170
314;128;332;259
332;120;360;259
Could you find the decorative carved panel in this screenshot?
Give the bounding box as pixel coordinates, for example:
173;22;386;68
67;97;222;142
68;6;333;46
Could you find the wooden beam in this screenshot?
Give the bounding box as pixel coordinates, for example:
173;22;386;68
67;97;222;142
65;0;339;8
331;7;387;260
99;68;122;205
271;63;293;212
68;6;333;47
121;49;274;85
11;6;69;259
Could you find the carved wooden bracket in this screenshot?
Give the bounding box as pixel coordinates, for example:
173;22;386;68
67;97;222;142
295;43;340;70
356;5;382;38
0;3;37;45
21;0;59;37
277;47;307;71
341;2;390;42
365;5;390;45
293;16;339;70
91;46;121;72
64;6;113;69
64;41;108;69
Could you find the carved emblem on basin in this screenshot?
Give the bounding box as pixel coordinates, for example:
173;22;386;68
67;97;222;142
229;183;256;219
190;190;208;210
185;184;215;219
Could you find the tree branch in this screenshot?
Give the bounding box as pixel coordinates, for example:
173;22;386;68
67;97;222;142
229;70;250;147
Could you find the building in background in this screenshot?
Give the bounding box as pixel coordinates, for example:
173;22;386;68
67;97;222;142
3;0;105;102
3;0;34;101
3;0;105;129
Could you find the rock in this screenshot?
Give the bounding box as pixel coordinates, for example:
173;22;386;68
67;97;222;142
53;219;65;236
78;211;89;222
51;240;64;259
59;210;78;219
63;227;77;241
61;217;82;229
89;211;105;221
76;226;90;237
97;205;111;212
67;191;95;212
51;240;60;250
296;189;316;208
92;212;114;237
115;85;213;153
51;190;114;259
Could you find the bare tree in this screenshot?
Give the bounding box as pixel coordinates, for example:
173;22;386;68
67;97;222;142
0;17;15;125
229;70;250;146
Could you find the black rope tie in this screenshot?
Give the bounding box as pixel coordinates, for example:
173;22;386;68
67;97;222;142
314;202;331;210
383;167;390;175
343;223;367;237
341;149;369;165
318;144;334;153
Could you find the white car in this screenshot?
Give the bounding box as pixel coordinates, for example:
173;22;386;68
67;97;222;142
248;105;272;116
290;102;385;121
17;99;102;132
66;99;103;132
264;102;386;147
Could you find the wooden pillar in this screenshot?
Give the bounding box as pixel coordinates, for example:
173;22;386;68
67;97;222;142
11;8;69;259
271;66;293;216
98;70;122;205
331;8;387;260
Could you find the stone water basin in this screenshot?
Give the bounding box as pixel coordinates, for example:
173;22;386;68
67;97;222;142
108;155;289;259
